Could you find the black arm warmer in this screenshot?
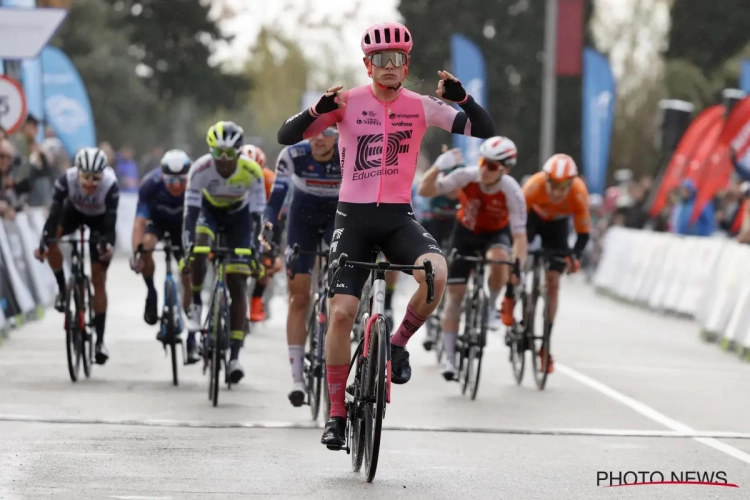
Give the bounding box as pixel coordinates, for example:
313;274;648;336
251;212;262;243
103;184;120;247
43;200;63;239
277;110;318;145
450;95;495;139
573;232;590;259
183;205;201;250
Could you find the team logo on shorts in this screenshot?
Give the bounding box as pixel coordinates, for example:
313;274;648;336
333;228;344;241
423;232;436;241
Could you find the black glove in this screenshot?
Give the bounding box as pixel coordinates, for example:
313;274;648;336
312;94;339;115
441;79;468;103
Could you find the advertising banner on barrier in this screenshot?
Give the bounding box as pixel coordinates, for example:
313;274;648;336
15;212;54;307
450;34;487;168
582;48;616;196
115;192;138;254
649;105;724;217
40;46;97;157
691;97;750;223
0;219;35;314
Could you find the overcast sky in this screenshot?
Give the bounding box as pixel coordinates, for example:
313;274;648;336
212;0;669;92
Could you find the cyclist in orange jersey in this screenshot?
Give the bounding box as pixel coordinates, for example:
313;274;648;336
520;154;590;374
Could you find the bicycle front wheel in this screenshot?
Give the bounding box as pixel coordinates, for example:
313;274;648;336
64;277;80;383
165;279;179;387
468;288;487;400
530;286;552;390
509;290;527;385
81;277;94;378
364;316;388;483
209;291;225;407
305;302;322;420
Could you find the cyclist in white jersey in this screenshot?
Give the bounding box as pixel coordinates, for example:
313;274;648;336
277;22;495;447
182;121;266;384
36;147;119;365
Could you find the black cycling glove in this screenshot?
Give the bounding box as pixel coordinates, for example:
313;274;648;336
311;93;339;116
441;79;468;104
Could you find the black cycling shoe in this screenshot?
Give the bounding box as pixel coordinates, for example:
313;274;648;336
54;292;65;313
143;292;158;326
390;343;411;384
186;338;200;365
321;416;346;450
95;342;109;365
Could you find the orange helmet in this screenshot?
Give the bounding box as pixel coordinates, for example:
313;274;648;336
240;144;267;168
542;154;578;182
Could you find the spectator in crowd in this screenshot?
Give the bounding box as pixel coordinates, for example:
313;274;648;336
670;178;715;236
115;144;140;192
0;138;44;220
10;114;54;207
139;147;163;177
0;126;7;141
99;141;116;167
42;126;70;174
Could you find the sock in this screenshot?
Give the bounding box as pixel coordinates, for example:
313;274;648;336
230;338;242;360
390;305;428;347
385;285;395;310
143;275;156;296
488;288;501;310
94;313;106;344
442;331;458;361
252;283;266;298
289;344;305;383
54;269;66;294
191;285;202;307
326;364;349;418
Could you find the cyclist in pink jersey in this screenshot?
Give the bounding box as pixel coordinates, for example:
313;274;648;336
277;21;495;449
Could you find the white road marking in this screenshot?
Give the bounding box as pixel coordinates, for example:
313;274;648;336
558;363;750;465
5;413;750;439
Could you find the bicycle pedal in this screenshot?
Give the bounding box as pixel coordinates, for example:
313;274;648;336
326;444;343;451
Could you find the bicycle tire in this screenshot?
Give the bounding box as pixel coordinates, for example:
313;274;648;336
209;291;223;407
459;287;476;395
509;289;527;385
165;279;179;387
364;316;388;483
468;288;487;400
533;288;552;390
64;277;80;383
82;276;93;378
305;302;321;420
350;341;366;473
435;327;444;364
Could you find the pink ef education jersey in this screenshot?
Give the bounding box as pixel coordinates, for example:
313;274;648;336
302;85;470;204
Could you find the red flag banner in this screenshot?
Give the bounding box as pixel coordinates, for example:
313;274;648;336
685;118;725;186
649;105;724;217
691;97;750;223
556;0;584;77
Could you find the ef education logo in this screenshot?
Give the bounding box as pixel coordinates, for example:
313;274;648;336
597;470;738;488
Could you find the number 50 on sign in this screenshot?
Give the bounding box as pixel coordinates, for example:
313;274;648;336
0;76;28;135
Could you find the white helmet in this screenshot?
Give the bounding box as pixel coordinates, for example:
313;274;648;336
160;149;191;176
75;147;109;174
479;136;517;168
589;193;603;207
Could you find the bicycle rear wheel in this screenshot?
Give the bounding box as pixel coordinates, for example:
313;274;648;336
349;341;366;473
165;279;179;386
364;316;388;483
64;277;80;382
459;289;476;395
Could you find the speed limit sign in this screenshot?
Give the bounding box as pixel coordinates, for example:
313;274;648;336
0;76;28;135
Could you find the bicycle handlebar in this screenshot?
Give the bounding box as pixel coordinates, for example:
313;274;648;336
447;248;521;276
192;245;253;257
528;248;576;258
327;252;436;304
288;243;329;281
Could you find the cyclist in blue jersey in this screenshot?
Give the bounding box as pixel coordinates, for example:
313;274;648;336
130;150;197;361
261;126;341;406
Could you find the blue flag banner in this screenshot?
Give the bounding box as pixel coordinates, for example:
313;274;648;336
582;47;616;196
740;60;750;94
21;58;44;142
40;46;96;157
450;34;487;167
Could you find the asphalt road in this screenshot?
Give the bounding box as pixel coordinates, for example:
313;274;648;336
1;259;750;499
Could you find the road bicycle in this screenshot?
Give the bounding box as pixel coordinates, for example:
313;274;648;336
191;236;257;407
327;248;436;483
133;232;185;386
447;249;518;400
507;248;573;390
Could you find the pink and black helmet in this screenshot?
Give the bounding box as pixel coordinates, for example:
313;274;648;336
361;22;413;55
